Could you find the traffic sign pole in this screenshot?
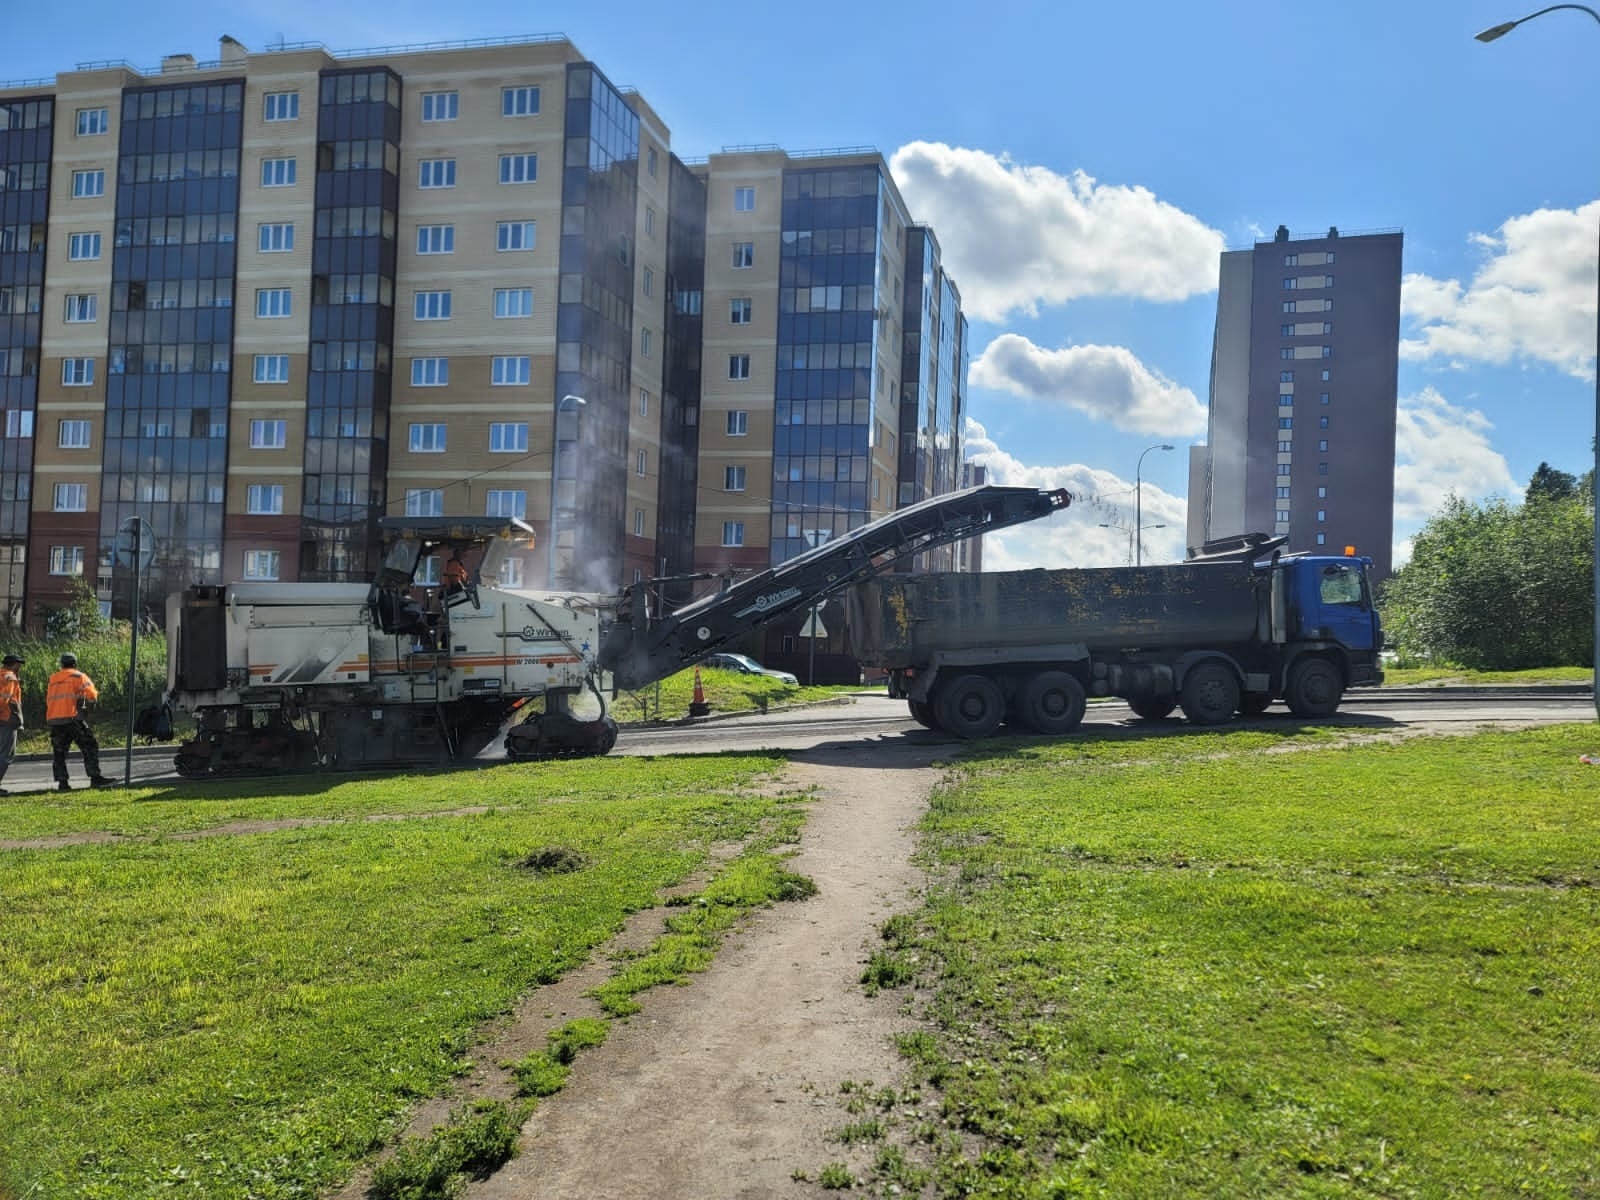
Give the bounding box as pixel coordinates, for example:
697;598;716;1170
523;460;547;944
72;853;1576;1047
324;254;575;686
118;516;151;788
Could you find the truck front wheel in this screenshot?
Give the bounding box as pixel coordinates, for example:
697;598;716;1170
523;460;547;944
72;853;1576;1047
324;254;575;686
934;674;1006;739
1018;671;1086;734
1179;662;1239;725
908;699;940;730
1285;657;1343;718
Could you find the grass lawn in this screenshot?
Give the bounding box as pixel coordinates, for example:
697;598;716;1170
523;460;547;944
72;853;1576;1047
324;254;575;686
867;722;1600;1197
608;665;844;722
1382;664;1592;687
0;753;795;1200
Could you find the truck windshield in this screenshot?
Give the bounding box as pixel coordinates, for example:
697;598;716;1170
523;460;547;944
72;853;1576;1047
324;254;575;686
1319;564;1365;606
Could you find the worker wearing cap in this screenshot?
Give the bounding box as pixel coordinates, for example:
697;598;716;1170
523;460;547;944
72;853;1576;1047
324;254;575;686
0;652;22;796
46;652;113;791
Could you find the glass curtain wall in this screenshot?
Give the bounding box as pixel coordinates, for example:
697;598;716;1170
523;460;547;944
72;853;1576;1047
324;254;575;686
656;154;705;605
301;67;400;580
104;80;244;613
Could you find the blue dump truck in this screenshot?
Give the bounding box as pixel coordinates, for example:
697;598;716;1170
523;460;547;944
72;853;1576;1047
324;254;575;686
845;542;1384;737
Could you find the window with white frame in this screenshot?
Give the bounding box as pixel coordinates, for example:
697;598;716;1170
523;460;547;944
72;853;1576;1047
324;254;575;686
642;266;653;297
68;232;101;260
258;222;293;252
636;449;648;477
49;546;85;576
493;287;532;318
416;224;454;254
256;288;291;318
646;146;657;177
253;354;289;383
491;355;530;385
411;357;449;386
263;91;299;121
645;206;655;237
634;508;645;537
498;153;537;184
59;419;91;448
405;488;444;517
730;297;751;324
53;483;88;512
249;418;287;449
640;327;652;357
409;423;446;453
728;354;750;380
2;410;31;438
64;293;97;323
416;555;441;586
734;185;755;211
61;358;94;386
639;388;650;416
732;242;753;269
414;291;452;320
496;220;536;251
501;86;540;116
243;550;280;580
261;157;296;187
489;421;528;453
71;170;105;198
722;521;744;547
420;91;458;121
499;557;524;587
726;410;748;436
486;489;526;519
724;465;746;492
76;107;108;136
418;159;456;189
246;484;285;514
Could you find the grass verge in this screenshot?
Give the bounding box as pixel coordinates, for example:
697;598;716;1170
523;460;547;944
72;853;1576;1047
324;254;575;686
608;667;843;722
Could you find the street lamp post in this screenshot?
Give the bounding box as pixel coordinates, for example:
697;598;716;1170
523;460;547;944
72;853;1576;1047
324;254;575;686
1476;4;1600;720
1135;443;1174;567
1099;521;1134;566
1138;523;1167;566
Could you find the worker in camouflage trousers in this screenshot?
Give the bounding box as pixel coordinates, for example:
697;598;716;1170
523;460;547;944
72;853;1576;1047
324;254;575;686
46;652;113;791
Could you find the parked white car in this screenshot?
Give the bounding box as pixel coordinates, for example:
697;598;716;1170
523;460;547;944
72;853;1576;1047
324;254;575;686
702;652;799;685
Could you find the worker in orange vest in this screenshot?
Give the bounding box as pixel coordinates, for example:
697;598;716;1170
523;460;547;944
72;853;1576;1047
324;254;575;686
0;652;23;796
46;652;113;791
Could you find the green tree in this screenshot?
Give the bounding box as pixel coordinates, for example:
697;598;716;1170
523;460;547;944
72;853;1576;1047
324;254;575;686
1525;461;1578;504
1381;489;1593;670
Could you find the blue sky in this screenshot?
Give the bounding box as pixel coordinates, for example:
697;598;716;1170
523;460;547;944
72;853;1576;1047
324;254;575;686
6;0;1596;569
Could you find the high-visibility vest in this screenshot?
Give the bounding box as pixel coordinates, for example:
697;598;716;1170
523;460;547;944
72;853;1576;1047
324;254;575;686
46;668;98;725
0;669;19;725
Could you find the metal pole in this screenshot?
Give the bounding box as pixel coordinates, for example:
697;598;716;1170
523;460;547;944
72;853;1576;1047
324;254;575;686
1134;444;1174;567
123;521;140;787
808;605;818;686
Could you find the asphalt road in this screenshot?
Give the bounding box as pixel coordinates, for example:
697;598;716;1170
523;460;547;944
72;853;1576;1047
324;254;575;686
2;688;1591;794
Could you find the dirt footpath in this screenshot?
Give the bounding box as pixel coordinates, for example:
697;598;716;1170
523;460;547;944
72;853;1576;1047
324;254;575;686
464;740;945;1200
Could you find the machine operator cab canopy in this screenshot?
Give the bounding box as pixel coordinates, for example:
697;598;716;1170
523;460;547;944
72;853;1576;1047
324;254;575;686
375;515;537;600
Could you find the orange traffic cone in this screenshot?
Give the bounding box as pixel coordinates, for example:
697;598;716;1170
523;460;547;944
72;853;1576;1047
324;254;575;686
689;666;711;717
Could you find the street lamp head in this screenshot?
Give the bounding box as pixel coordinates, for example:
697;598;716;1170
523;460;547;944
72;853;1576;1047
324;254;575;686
1159;444;1174;451
1475;20;1519;40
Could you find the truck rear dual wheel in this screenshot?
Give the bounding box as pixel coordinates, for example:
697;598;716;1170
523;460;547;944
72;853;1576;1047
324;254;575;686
1017;671;1086;735
1285;657;1343;718
908;699;940;730
934;674;1006;739
1179;662;1240;725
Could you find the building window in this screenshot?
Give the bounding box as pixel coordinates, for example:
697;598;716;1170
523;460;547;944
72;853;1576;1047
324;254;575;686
247;484;285;514
734;186;755;211
64;294;97;323
261;157;297;187
499;557;524;588
255;288;291;318
1318;487;1327;498
1318;462;1329;475
417;556;441;586
1279;370;1293;383
1320;369;1331;381
730;297;752;325
250;419;287;449
243;550;280;580
405;488;444;517
497;220;536;251
639;388;650;416
724;465;746;492
1321;345;1333;358
61;358;94;386
1319;415;1330;428
1318;439;1329;452
258;222;294;252
1325;275;1334;287
722;521;744;547
264;91;300;122
647;146;658;177
68;232;101;260
409;423;447;453
416;224;455;254
59;419;91;449
53;483;88;512
49;546;85;577
636;449;648;477
1276;486;1291;499
419;159;456;188
645;207;656;237
71;170;105;198
1284;254;1298;265
1320;393;1330;404
1277;440;1293;453
493;288;533;318
489;421;527;453
498;154;538;184
491;355;531;385
1280;348;1294;360
1275;509;1291;522
1282;277;1296;290
253;354;289;383
421;91;458;121
501;86;540;116
1278;395;1294;408
1316;533;1327;546
733;242;754;269
1323;322;1333;334
726;410;748;436
1278;417;1293;429
486;489;526;519
414;291;452;320
640;327;652;357
1277;463;1292;476
642;266;653;297
1280;324;1293;337
411;357;449;386
1318;509;1327;522
633;508;645;537
76;107;108;136
3;409;31;438
729;354;750;380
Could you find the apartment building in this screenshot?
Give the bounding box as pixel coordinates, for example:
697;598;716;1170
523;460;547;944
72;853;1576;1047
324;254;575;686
0;36;969;638
1186;225;1402;578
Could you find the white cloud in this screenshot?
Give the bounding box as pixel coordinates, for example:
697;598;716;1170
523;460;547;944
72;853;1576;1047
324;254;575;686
1400;200;1598;380
964;419;1188;569
889;141;1226;323
970;334;1207;437
1393;386;1517;522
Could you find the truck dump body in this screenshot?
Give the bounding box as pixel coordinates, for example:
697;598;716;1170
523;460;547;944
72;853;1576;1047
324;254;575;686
848;563;1266;668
